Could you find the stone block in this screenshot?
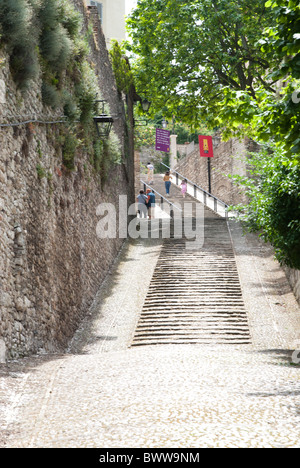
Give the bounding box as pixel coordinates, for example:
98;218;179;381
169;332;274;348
0;339;6;363
0;79;6;104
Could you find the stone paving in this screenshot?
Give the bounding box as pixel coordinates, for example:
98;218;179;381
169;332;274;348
1;181;300;448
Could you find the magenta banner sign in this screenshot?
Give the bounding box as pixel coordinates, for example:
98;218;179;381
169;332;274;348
156;128;170;153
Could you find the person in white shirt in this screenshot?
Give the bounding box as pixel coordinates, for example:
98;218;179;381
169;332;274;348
147;162;154;184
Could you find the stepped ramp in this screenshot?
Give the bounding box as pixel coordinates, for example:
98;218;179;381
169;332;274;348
131;217;251;346
131;173;251;346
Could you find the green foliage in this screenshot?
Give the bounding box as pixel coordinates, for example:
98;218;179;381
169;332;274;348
59;0;82;40
155;153;170;174
134;124;156;149
62;90;80;122
0;0;39;89
127;0;278;125
127;0;300;268
0;0;124;184
75;60;99;126
36;162;47;179
41;81;61;108
261;0;300;81
92;131;122;182
0;0;82;93
109;40;134;94
39;0;73;74
134;111;210;155
62;128;78;170
230;145;300;269
126;0;300;160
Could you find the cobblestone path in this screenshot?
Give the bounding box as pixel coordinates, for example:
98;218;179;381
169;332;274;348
1;178;300;448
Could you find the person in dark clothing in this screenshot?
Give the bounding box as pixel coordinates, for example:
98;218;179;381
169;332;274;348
137;190;148;218
146;189;156;219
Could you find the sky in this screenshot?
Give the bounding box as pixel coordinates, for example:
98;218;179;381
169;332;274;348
125;0;138;16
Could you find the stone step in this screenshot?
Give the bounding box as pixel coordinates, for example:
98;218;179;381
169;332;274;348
131;214;251;347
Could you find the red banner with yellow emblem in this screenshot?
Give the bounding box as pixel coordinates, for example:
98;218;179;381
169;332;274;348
199;135;214;158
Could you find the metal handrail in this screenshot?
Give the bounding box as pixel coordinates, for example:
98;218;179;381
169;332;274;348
160;162;229;213
140;179;182;212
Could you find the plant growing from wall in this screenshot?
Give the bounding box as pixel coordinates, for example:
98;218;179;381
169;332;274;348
0;0;39;89
36;162;47;179
0;0;123;183
61;127;79;170
109;40;134;94
92;132;121;183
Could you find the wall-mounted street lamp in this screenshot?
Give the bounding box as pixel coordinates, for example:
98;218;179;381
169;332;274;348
162;118;168;129
141;99;151;113
93;100;114;138
133;97;152;127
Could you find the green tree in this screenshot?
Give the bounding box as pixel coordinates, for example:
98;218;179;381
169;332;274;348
229;145;300;269
127;0;278;126
214;0;300;159
127;0;300;268
127;0;300;159
109;40;134;94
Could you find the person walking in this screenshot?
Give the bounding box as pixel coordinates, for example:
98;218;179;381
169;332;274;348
146;189;156;219
180;179;187;198
163;171;173;196
147;162;154;184
137;190;148;218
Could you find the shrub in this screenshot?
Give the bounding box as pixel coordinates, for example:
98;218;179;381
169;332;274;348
62;90;80;122
41;82;61;108
0;0;39;89
75;60;99;127
109;40;134;94
230;145;300;269
39;0;72;74
58;0;82;39
62;129;78;170
36;163;47;179
0;0;123;184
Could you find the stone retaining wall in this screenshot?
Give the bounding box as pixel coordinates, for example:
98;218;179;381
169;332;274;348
0;1;134;359
174;136;300;305
285;268;300;305
175;136;260;206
